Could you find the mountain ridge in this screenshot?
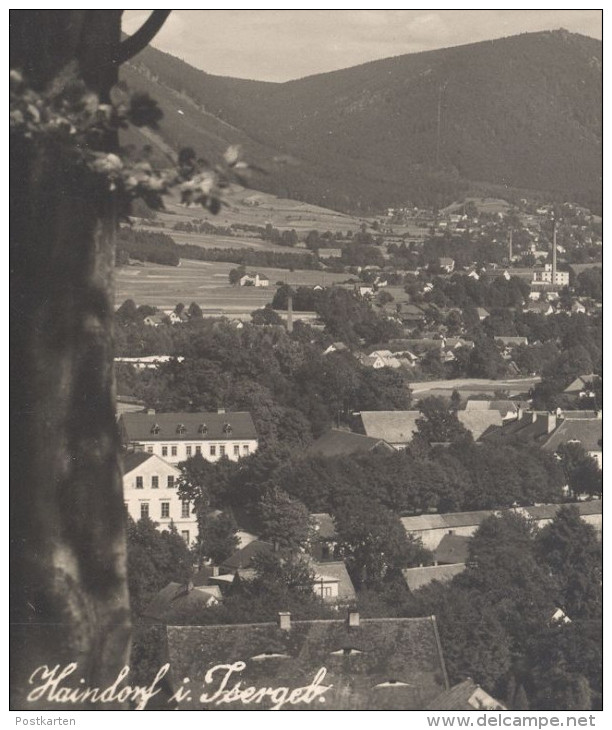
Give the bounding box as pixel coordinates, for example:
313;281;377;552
122;29;602;213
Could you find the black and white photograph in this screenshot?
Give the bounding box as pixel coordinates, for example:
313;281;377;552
9;8;603;716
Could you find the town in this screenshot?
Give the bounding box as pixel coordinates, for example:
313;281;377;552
114;192;602;711
10;10;602;715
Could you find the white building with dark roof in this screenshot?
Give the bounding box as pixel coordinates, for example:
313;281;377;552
119;410;259;465
122;452;196;545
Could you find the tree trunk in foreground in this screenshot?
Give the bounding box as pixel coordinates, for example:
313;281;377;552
10;10;130;709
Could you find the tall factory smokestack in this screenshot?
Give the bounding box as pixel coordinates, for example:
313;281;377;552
552;218;557;288
287;295;293;333
508;228;513;262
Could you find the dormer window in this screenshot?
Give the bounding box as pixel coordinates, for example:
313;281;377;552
330;648;364;657
223;423;232;435
150;424;161;435
374;680;411;688
198;423;208;435
176;424;186;435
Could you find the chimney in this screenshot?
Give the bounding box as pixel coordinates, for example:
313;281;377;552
517;406;523;422
552;218;557;286
287;295;293;334
547;413;557;434
278;612;291;631
508;228;513;262
212;566;219;577
348;610;360;628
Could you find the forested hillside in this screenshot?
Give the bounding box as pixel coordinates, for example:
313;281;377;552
121;29;602;213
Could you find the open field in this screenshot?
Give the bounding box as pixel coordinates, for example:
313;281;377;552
408;376;541;398
149;185;367;234
139;226;312;254
441;197;511;216
115;259;351;313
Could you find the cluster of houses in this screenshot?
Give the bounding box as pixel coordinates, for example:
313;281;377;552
307;398;602;471
118;394;601;711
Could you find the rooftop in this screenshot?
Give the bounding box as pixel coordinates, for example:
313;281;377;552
457;410;503;440
402;501;602;535
144;582;221;622
402;564;466;593
307;429;393;458
359;411;421;444
165;615;449;710
425;678;506;711
120;411;258;442
541;419;603;454
434;535;471;565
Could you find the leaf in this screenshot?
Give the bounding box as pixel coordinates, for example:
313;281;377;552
223;144;241;166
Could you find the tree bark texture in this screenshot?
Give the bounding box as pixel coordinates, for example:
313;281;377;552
10;10;131;709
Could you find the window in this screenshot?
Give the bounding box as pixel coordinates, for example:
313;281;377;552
219;445;226;457
140;503;149;519
161;502;170;519
162;446;168;457
135;476;143;489
223;422;232;435
167;475;175;489
181;500;190;518
151;476;159;489
323;586;332;597
150;424;160;435
176;424;186;435
195;445;201;454
233;444;240;456
146;446;153;454
243;444;250;455
181;531;190;544
171;445;178;457
210;445;216;457
186;445;192;457
198;424;207;435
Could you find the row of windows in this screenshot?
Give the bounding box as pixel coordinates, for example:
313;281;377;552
135;475;175;489
139;500;191;519
145;443;250;458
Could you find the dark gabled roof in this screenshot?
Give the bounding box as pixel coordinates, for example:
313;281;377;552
314;561;356;601
144;582;221;621
425;678;506;711
542;419;603;454
402;564;466;592
457;410;503;440
359;411;421;444
165;616;449;710
434;535;470;565
221;540;276;571
121;451;154;474
479;412;557;445
307;429;393;457
564;374;600;393
120;411;258;442
311;513;337;540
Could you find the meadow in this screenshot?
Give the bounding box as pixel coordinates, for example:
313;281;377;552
115;259;352;313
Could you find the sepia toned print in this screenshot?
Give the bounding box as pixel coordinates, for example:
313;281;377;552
10;10;602;711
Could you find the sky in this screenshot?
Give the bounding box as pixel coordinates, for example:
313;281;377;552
122;9;602;82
